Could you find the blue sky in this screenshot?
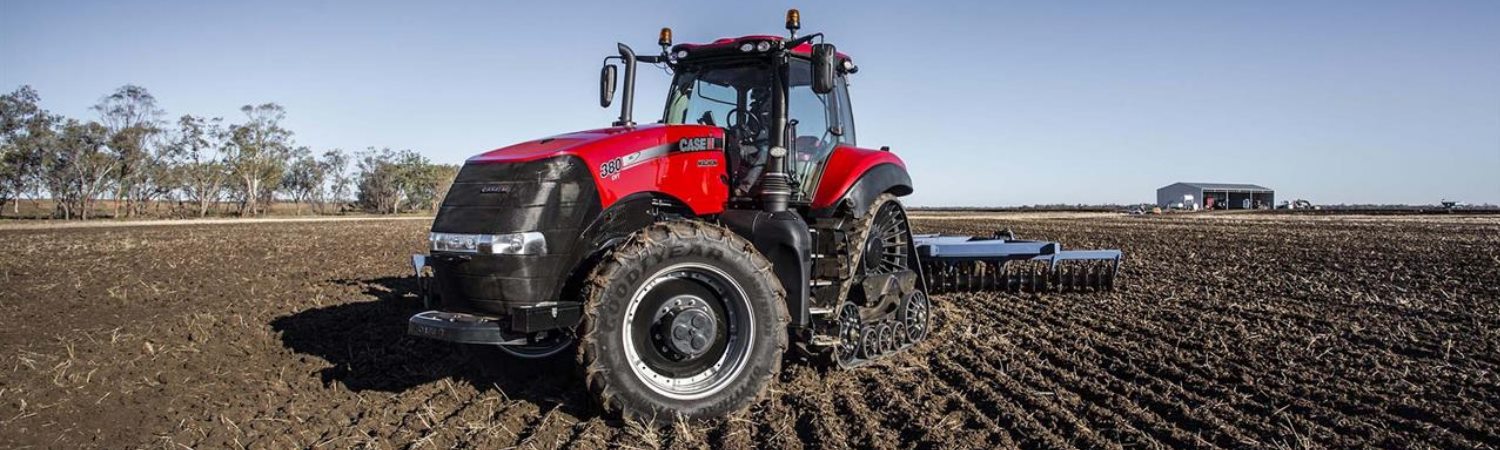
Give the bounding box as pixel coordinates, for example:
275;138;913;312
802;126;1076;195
2;0;1497;206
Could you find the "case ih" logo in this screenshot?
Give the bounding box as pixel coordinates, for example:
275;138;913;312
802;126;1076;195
679;137;715;152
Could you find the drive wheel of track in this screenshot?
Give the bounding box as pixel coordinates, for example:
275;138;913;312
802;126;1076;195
852;194;913;279
579;221;788;423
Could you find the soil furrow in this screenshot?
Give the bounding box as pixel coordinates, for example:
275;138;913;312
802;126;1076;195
856;364;968;449
928;350;1074;448
948;345;1118;449
996;292;1395;447
1004;292;1492;448
964;296;1235;448
996;293;1329;446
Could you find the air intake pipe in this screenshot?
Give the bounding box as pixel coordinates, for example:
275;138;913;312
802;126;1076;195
756;62;792;212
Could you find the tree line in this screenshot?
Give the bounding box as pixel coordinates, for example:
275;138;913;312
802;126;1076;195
0;85;458;219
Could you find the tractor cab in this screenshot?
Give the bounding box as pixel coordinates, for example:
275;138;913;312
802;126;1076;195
600;10;855;212
661;35;857;204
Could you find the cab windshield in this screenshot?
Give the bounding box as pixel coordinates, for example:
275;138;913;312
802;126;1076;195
664;63;772;128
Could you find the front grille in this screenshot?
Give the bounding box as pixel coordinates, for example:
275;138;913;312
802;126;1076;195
429;156;601;313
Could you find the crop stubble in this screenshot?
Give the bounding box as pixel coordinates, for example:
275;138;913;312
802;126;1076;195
0;214;1496;449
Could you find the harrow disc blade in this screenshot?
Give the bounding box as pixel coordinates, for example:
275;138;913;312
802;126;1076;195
922;259;1118;294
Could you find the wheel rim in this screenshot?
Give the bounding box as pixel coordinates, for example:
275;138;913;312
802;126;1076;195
904;292;930;343
876;323;894;354
623;262;754;400
835;302;861;365
893;320;909;346
859;326;878;359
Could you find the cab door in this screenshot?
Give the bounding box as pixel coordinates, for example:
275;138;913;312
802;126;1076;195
788;68;855;201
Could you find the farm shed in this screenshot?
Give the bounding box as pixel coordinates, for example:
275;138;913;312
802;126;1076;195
1157;182;1274;210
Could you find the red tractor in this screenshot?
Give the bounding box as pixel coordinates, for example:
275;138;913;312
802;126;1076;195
409;10;1120;422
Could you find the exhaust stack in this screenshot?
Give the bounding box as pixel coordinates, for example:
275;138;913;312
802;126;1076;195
612;43;637;127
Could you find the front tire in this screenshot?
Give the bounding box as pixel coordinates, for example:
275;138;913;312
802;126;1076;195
579;221;788;422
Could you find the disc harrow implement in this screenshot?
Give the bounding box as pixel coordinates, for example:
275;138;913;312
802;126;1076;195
914;233;1122;294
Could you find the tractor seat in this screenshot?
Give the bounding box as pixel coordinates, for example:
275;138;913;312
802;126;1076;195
793;136;823;161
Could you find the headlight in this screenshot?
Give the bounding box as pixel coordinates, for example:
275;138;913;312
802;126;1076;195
739;42;755;52
429;232;547;255
755;41;772;52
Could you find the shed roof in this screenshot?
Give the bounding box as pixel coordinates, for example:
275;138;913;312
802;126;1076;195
1169;182;1273;192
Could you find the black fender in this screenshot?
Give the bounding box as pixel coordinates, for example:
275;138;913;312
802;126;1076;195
813;163;913;219
718;209;813;335
579;192;694;250
558;192;695;301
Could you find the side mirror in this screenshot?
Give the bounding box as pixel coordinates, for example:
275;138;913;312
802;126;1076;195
811;43;836;94
600;64;618;108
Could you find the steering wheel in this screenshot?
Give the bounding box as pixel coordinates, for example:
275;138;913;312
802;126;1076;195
725;108;765;136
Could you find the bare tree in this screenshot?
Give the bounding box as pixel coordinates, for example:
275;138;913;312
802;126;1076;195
167;115;226;217
418;164;459;212
317;149;350;214
355;148;419;214
6;84;461;220
42;120;114;219
354;148;453;214
1;86;49;215
94;85;164;217
355;148;398;214
223;103;293;216
280;147;324;215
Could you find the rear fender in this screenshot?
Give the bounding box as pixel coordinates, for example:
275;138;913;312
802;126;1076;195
811;146;913;218
719;209;813;332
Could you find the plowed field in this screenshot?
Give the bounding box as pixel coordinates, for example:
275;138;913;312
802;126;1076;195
2;213;1497;449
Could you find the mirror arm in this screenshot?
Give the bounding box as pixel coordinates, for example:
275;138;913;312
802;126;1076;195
785;33;823;49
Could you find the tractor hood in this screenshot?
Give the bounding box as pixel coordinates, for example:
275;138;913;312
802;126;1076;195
460;123;730;217
468;123;722;170
430;123;725;313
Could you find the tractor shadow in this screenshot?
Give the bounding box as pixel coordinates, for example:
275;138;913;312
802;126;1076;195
270;276;596;419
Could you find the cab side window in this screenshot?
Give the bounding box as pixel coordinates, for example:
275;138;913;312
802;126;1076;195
787;84;831;155
787;72;855;149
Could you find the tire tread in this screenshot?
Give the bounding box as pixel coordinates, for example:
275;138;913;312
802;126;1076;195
578;220;788;423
